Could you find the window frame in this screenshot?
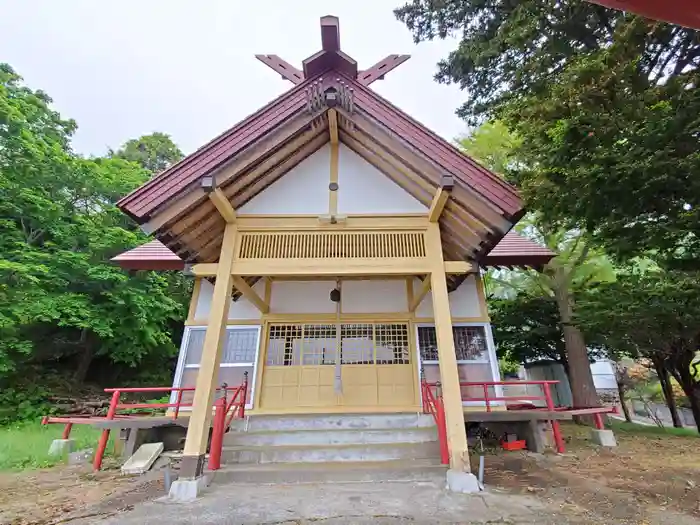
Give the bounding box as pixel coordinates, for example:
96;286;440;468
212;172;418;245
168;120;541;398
414;322;502;407
171;325;262;409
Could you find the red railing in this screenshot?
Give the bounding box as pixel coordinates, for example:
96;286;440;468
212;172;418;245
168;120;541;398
421;378;567;455
42;374;249;471
420;377;449;465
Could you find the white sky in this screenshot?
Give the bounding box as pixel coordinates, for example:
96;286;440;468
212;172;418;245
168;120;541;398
0;0;468;157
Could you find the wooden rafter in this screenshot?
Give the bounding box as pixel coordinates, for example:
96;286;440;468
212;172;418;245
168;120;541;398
232;275;269;313
428;189;449;223
444;261;472;274
357;55;410;86
254;54;304;84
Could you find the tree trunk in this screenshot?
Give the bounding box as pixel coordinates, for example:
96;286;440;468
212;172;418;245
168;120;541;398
687;389;700;434
552;268;599;411
655;362;683;428
616;377;633;423
74;345;94;383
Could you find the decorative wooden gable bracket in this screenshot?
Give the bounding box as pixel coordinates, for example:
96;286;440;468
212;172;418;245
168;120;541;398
428;176;454;222
201;175;236;223
257;16;410;87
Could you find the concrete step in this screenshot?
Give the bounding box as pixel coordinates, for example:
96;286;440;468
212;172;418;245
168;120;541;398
224;426;438;447
229;413;435;432
222;441;441;464
209;458;447;485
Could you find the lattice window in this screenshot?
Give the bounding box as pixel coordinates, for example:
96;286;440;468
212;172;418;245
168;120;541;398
417;325;489;362
374;323;410;364
340;324;374;364
266;322;411;366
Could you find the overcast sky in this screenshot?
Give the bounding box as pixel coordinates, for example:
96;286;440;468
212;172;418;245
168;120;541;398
0;0;469;157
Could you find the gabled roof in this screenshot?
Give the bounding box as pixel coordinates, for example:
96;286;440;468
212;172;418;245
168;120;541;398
113;232;554;272
587;0;700;29
116;16;525;267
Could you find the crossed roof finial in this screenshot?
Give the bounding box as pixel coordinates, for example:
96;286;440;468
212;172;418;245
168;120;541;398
255;15;410;87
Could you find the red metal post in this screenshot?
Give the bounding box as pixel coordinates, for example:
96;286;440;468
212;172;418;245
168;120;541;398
240;372;248;419
435;396;449;465
593;412;605;430
93;390;120;471
483;384;491;412
173;389;184;420
543;383;565;453
62;423;73;440
208;397;226;471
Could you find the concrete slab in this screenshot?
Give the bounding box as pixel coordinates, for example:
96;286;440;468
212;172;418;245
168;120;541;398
122;442;164;475
590;428;617;447
100;473;550;524
48;439;75;457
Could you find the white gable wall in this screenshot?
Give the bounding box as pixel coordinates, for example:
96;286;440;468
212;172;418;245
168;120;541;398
337;144;427;214
237;143;427;216
238;145;331;215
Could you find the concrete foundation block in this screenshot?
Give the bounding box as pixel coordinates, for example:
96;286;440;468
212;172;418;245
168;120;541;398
445;469;481;493
68;448;94;465
48;439;75;457
590;429;617;447
168;476;209;502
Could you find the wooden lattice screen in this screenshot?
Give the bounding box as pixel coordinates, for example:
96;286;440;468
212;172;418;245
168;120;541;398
238;231;426;259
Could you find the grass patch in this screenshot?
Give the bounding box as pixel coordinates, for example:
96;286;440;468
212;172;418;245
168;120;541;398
609;419;699;438
0;422;108;471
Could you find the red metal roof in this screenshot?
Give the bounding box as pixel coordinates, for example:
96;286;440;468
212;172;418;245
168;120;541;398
111;240;185;271
587;0;700;29
482;231;555;269
114;232;553;271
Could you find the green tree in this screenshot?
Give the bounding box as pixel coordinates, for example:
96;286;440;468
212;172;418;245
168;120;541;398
396;1;700;267
456;121;522;175
579;271;700;432
0;63;187;393
112;132;183;174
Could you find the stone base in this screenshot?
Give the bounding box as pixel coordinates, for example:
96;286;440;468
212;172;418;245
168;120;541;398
446;470;481;493
48;439;75;457
168;476;209;502
590;429;617;447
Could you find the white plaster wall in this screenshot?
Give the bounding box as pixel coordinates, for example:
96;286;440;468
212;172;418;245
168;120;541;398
195;279;264;320
414;275;482;318
238;144;330;215
338;144;427;215
341;280;407;313
269;280;337;314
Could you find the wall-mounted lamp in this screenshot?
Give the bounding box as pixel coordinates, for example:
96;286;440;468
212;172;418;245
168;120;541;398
201;174;216;194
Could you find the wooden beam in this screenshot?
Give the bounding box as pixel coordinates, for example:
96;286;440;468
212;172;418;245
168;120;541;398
232;275;269;314
357;54;410;86
444;261;473;274
320;15;340;52
209;188;236;223
409;276;431;312
254;54;304;84
329;110;339;215
426;222;472;473
428;188;449;223
328;109;339;145
180;223;237;478
232;258;431;277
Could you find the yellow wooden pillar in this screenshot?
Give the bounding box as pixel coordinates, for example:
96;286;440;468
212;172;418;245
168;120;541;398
426;222;471;473
180;223;237;479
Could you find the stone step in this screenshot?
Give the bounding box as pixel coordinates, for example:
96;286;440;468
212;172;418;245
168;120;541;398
209;459;447;485
224;426;438;447
222;441;441;464
229;413;435;433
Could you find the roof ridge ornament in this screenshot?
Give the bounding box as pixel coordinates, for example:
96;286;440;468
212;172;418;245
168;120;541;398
256;16;410;87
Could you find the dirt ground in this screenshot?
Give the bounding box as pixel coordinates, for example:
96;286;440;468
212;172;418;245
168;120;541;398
1;423;698;525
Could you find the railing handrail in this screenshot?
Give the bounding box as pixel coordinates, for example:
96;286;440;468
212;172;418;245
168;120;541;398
103;385;240;393
424;380;560;387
